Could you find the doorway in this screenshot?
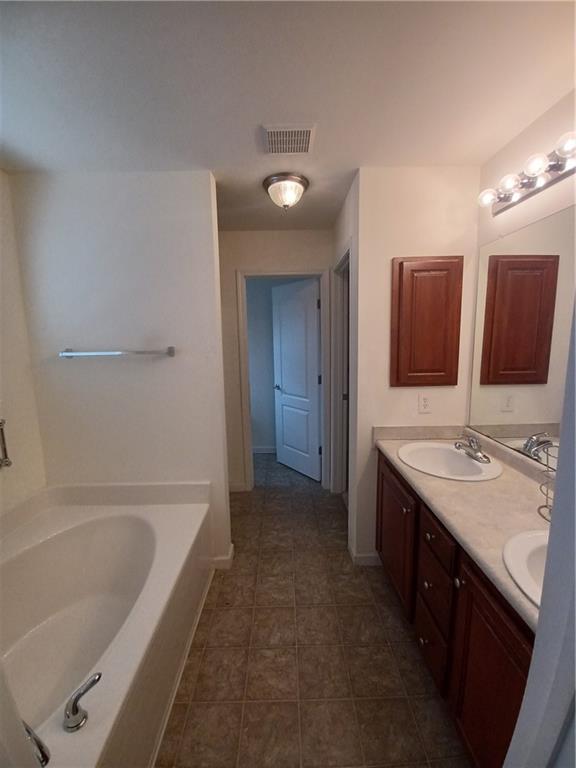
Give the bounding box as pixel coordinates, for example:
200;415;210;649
237;270;330;491
331;252;351;503
246;276;321;484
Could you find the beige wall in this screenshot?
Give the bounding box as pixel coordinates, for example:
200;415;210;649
219;230;334;489
11;171;231;558
0;172;46;513
337;167;480;560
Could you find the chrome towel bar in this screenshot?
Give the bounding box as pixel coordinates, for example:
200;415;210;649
59;346;175;359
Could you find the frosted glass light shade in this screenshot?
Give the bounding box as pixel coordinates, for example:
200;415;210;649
263;174;309;210
499;173;521;193
478;188;499;208
555;132;576;159
523;153;550;178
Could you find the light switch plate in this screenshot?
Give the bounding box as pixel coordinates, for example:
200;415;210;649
501;394;515;412
418;393;432;414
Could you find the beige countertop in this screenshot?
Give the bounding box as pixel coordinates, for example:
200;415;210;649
375;438;549;632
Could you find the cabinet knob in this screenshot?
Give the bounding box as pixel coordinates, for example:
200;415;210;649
423;580;432;591
418;636;429;647
402;506;409;516
454;577;466;589
424;532;435;543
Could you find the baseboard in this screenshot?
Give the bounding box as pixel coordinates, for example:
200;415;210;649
212;542;235;569
229;481;250;492
253;446;276;454
352;552;382;566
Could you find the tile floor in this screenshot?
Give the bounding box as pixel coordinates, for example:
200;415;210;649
156;454;471;768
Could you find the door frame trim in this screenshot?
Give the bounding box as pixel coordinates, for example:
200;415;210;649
236;268;331;490
331;250;350;495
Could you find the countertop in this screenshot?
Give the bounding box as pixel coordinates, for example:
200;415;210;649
376;439;549;632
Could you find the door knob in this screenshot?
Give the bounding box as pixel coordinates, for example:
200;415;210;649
274;385;281;391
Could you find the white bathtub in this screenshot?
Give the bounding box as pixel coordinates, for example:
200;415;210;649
0;485;214;768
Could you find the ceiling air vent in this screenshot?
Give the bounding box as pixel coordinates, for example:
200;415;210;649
263;124;316;155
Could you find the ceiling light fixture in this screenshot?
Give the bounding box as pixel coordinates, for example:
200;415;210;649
263;173;309;211
478;130;576;215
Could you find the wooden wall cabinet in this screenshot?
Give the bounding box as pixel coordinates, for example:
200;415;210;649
375;455;534;768
391;256;463;387
480;254;559;385
376;453;418;618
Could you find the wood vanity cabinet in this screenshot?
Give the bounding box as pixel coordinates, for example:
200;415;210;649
375;454;535;768
449;553;534;768
376;452;418;618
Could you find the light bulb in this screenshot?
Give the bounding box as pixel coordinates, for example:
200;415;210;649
478;188;498;208
499;173;521;193
523;153;549;178
535;173;550;189
555;132;576;159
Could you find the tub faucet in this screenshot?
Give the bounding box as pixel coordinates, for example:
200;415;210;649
63;672;102;732
23;721;50;766
454;435;491;464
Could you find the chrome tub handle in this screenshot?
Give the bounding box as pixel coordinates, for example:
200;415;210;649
0;419;12;468
63;673;102;732
23;721;50;766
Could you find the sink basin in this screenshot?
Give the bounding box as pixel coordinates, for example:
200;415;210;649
397;441;503;481
503;530;549;607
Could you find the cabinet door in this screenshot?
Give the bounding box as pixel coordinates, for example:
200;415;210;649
376;456;417;617
480;254;559;384
449;555;533;768
390;256;463;386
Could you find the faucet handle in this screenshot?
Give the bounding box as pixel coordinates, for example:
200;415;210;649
467;435;481;450
63;673;102;732
23;721;50;766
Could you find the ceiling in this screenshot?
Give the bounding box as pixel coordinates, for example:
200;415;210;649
1;2;573;230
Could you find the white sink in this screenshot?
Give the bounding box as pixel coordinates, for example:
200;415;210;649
397;441;503;481
503;530;549;607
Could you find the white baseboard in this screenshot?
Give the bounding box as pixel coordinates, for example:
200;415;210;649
213;542;234;569
352;551;382;566
229;481;250;492
253;446;276;454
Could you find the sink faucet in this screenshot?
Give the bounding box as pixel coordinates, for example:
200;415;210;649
22;721;50;766
522;432;554;459
454;435;491;464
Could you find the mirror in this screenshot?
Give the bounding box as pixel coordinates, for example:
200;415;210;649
469;205;575;469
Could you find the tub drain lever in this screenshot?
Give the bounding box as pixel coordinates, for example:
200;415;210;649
63;672;102;732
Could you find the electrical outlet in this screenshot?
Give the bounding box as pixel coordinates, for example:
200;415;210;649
501;394;515;413
418;393;432;414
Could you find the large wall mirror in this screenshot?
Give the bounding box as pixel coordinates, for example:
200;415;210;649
469;205;575;470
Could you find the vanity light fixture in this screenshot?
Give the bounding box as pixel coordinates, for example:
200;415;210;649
478;130;576;215
263;173;309;211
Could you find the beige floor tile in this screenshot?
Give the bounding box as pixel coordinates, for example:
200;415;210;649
246;647;298;699
295;572;334;605
355;697;426;765
298;645;350;699
255;574;295;606
338;605;388;645
345;645;405;698
330;573;373;605
216;573;256;608
207;608;253;647
177;703;242;768
296;606;342;645
300;700;363;767
193;647;248;701
238;702;300;768
251;607;296;647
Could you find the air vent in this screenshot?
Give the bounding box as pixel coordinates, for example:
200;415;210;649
263;124;315;154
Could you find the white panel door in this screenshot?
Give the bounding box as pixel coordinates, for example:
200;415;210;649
272;279;321;480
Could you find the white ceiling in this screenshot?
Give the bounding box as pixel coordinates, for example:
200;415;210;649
1;2;573;230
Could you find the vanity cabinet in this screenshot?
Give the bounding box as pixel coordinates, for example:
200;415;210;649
449;553;534;768
376;453;418;617
375;453;534;768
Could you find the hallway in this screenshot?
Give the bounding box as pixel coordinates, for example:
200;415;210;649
155;455;470;767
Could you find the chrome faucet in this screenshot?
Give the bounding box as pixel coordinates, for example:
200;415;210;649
522;432;554;459
454;435;491;464
22;721;50;766
63;672;102;732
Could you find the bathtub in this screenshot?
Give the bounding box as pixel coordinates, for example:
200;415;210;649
0;485;214;768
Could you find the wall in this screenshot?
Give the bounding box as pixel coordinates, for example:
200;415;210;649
219;229;334;489
246;278;276;452
479;91;575;245
11;172;231;558
338;167;480;560
470;206;574;428
0;172;46;513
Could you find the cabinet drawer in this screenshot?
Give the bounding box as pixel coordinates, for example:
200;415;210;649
420;505;456;574
418;540;453;638
414;595;448;694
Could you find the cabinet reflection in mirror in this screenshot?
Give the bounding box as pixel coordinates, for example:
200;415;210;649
469;206;574;469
